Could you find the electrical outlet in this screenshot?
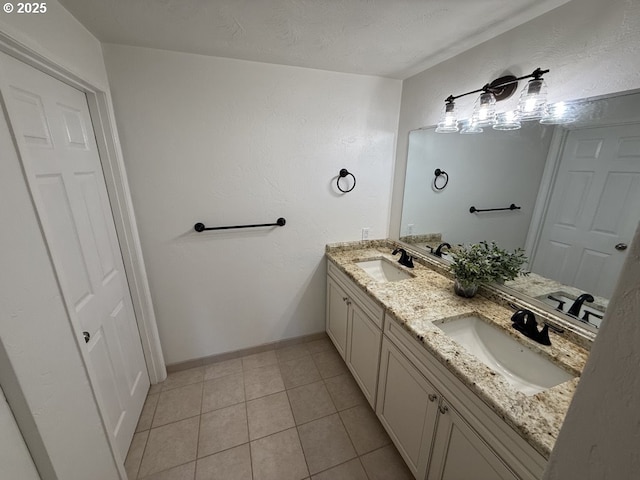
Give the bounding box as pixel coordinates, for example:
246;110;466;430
362;227;370;240
408;224;414;236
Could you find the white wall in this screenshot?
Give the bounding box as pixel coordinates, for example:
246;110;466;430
103;44;402;365
401;123;553;250
0;0;108;89
0;3;121;478
544;220;640;478
390;0;640;238
0;385;39;480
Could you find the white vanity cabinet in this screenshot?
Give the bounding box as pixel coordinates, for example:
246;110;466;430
326;262;384;408
325;260;547;480
377;333;524;480
427;399;518;480
377;336;440;479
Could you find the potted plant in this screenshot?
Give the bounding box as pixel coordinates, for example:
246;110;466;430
481;241;529;284
449;241;528;297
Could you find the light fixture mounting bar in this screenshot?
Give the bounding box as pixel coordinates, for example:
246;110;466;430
444;67;550;103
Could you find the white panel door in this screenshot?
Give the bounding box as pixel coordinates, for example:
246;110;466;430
0;52;149;460
533;124;640;298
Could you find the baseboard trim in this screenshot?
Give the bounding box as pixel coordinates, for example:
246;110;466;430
165;331;329;373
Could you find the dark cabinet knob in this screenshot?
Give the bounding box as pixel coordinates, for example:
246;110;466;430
83;331;90;343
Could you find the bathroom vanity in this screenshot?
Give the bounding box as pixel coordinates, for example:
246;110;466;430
325;240;589;480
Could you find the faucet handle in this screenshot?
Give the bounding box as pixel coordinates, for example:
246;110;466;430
537;324;551;346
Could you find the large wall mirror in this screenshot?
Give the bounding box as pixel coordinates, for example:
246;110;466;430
399;89;640;333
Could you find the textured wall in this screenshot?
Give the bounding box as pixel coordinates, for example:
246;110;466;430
544;220;640;478
390;0;640;237
103;44;402;364
0;386;39;480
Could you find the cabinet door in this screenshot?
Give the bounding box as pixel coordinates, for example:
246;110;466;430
326;276;349;358
376;337;439;480
428;401;518;480
346;302;382;408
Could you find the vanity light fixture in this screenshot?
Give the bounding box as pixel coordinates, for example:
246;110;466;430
493;110;522;130
540;101;577;124
471;91;497;127
459;118;483;134
435;98;459;133
517;69;548;120
436;67;555;134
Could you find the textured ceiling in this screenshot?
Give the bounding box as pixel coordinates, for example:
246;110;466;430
59;0;570;79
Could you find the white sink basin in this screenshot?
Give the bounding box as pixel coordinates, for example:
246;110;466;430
435;316;574;396
355;258;414;283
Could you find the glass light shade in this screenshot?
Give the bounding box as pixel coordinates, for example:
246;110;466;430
540;101;576;124
517;78;548;120
471;92;497;127
493;110;522;130
460;119;483;134
435;101;459;133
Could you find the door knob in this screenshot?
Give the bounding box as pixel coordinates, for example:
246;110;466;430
615;243;628;251
83;331;90;343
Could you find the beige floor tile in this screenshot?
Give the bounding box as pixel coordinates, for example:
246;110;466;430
297;413;357;475
138;417;199;478
162;367;204;391
360;445;414;480
247;391;295;440
276;344;310;363
153;383;203;427
244;364;285;400
280;355;322;389
339;404;390;455
196;444;252;480
242;350;278;371
305;337;333;354
310;458;368;480
324;374;367;411
204;358;243;381
312;349;348;379
202;373;245;413
148;384;163;395
250;428;309;480
141;462;195;480
198;403;249;458
125;430;148;480
136;393;160;432
287;381;336;425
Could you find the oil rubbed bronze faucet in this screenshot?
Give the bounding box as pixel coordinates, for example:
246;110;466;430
511;309;551;346
432;242;451;257
392;248;414;269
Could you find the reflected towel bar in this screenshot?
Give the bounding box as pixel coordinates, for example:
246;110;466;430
469;204;520;213
194;217;286;232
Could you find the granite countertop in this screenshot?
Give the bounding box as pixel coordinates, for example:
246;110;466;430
325;240;590;460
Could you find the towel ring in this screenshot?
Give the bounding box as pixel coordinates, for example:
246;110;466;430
337;168;356;193
433;168;449;191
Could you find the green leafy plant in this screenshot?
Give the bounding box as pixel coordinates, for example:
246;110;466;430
449;241;529;288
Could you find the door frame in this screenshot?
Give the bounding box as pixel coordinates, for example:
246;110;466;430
0;32;165;386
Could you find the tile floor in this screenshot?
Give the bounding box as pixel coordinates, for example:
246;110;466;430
125;336;414;480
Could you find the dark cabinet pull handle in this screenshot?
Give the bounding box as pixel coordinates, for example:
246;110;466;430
439;405;449;414
83;331;90;343
615;243;628;251
428;394;437;402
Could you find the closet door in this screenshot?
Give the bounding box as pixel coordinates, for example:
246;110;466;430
0;51;149;459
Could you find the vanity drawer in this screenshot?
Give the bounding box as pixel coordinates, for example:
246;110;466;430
327;260;385;329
